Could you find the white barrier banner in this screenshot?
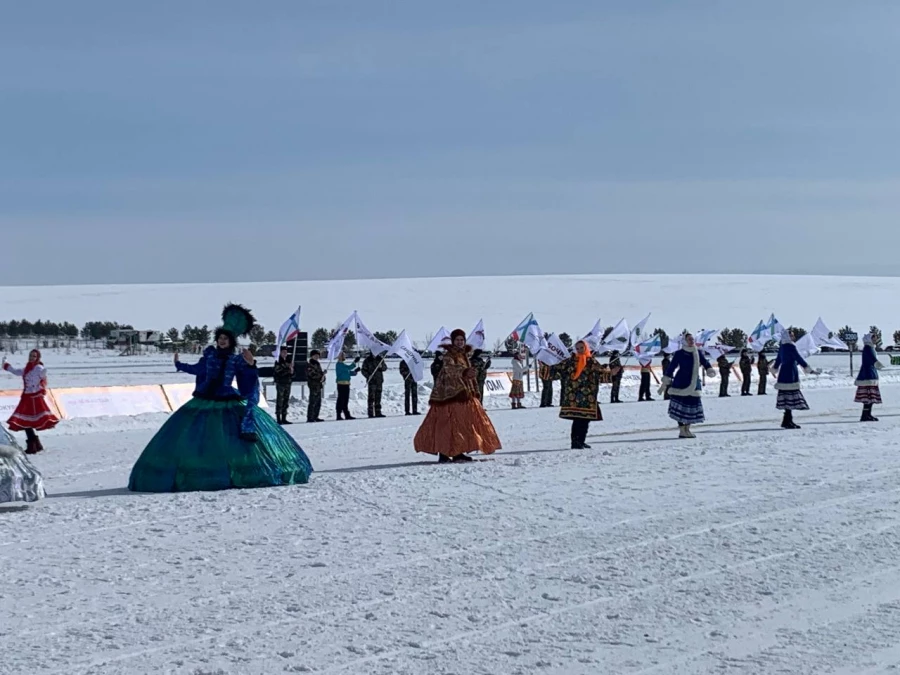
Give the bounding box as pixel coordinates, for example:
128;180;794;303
0;391;24;418
482;372;512;396
162;383;195;411
53;386;171;419
0;389;62;419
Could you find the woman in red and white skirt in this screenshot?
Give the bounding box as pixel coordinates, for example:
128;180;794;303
2;350;59;453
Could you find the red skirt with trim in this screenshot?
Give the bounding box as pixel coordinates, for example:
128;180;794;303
8;392;59;431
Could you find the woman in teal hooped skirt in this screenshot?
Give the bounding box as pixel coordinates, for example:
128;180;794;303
128;304;313;492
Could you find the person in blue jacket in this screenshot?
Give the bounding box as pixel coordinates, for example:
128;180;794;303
854;333;883;421
129;304;313;492
659;333;716;438
771;331;815;429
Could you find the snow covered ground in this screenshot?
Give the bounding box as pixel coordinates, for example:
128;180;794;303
3;364;900;673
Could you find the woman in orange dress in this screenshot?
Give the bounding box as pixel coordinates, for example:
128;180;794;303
414;329;502;463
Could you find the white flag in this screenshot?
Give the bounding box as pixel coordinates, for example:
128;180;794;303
523;321;546;355
426;327;451;353
273;306;301;361
663;335;683;354
695;328;720;348
582;319;603;352
629;313;651;350
599;318;629;354
535;333;571;366
388;330;424;382
767;314;785;343
795;333;819;359
467;319;486;350
811;317;848;351
747;319;768;353
703;343;734;360
633;334;661;359
326;312;356;361
354;312;390;356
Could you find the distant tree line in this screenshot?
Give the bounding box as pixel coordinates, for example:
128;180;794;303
2;318;898;355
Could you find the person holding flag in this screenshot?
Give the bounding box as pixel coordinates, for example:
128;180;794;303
637;358;654;401
550;340;603;449
659;332;716;439
757;351;770;395
335;351;360;421
361;352;388;418
399;358;419;416
414;329;501;463
510;351;526;409
305;350;326;423
739;349;754;396
273;349;294;425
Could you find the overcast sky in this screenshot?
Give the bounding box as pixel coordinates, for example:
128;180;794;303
2;1;898;286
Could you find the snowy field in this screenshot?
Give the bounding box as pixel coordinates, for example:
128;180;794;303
3;351;900;673
1;274;898;344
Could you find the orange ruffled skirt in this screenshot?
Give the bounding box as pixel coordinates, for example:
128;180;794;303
414;398;501;457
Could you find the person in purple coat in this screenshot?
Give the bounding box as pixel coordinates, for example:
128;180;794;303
659;333;716;438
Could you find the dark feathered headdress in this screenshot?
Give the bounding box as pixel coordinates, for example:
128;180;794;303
217;303;256;339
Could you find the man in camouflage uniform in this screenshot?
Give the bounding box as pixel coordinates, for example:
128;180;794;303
361;351;388;418
609;351;623;403
470;349;492;401
305;349;326;423
637;359;654;401
739;348;754;396
273;349;294;424
399;359;419;415
539;361;555;407
757;351;769;395
717;354;731;397
661;353;672;400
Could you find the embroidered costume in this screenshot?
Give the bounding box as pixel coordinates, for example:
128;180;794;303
414;329;501;462
551;342;603;449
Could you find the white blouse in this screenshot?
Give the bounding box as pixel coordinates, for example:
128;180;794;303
3;363;47;394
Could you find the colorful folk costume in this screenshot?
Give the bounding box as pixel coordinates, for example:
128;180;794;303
510;353;525;408
0;426;44;503
414;329;501;463
660;342;715;438
854;333;883;421
771;333;813;429
128;304;313;492
2;350;59;454
551;342;603;449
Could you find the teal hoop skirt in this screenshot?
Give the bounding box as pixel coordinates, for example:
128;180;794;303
128;398;313;492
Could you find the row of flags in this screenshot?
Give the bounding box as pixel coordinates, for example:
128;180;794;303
270;306;854;385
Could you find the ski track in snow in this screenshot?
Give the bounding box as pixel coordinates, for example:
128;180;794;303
3;382;900;674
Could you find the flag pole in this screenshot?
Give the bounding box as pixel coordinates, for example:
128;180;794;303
289;305;301;370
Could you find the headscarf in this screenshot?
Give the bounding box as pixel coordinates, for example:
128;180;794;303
572;341;591;380
863;333;874;346
24;349;42;377
780;331;793;345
